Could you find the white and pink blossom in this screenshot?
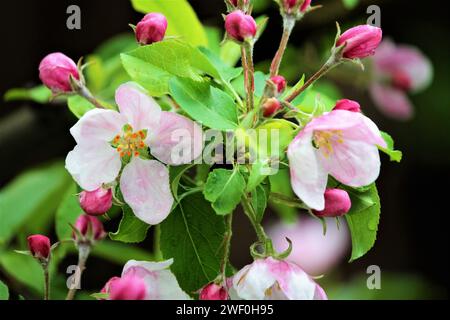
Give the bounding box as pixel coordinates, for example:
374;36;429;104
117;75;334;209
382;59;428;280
287;109;386;210
231;257;327;300
65;82;203;225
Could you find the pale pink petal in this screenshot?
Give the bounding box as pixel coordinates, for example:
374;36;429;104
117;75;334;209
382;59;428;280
267;217;350;276
70;109;127;144
320;139;381;187
115;82;161;132
314;284;328;300
232;260;277;300
120;158;174;225
287;131;328;211
149;112;204;165
278;263;317;300
65;142;121;191
122;260;190;300
370;84;414;120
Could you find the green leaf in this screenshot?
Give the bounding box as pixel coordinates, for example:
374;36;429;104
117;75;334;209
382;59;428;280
0;252;44;294
90;241;153;264
121;40;219;96
131;0;208;47
0;280;9;300
344;183;381;262
0;162;71;246
251;183;270;223
169;77;238;130
198;47;243;84
160;193;225;294
67;96;96;119
204;168;246;216
269;169;297;223
4;86;53;104
342;0;360;10
170;164;195;200
380;132;403;163
109;206;150;243
55;183;81;241
220;41;242;67
232;71;268;99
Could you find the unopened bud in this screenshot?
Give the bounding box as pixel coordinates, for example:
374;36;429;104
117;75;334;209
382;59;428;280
270;75;287;94
79;188;113;216
135;13;168;45
313;189;351;217
262;98;282;117
225;10;257;43
73;214;106;242
27;235;51;261
336;25;383;60
199;283;228;300
333;99;361;113
39;53;79;93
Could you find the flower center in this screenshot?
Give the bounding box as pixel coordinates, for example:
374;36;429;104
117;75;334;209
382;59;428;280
112;124;148;159
314;130;344;158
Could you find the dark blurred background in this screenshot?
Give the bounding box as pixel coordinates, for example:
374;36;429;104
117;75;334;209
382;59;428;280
0;0;448;299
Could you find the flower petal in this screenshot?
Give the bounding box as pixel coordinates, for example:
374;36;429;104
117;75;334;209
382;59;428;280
233;260;277;300
115;82;162;132
149;112;203;165
70;109;127;144
122;259;190;300
321;139;381;187
370;84;414;121
65;142;121;191
313;284;328;300
275;262;317;300
120;158;174;225
287;131;328;211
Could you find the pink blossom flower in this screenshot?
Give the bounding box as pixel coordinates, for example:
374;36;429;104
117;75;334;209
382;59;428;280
336;25;382;60
39;53;79;93
287;110;386;210
199;283;229;300
267;217;350;276
231;257;327;300
135;13;168;45
369;40;433;120
225;10;257;42
27;235;51;260
65;82;203;225
101;259;190;300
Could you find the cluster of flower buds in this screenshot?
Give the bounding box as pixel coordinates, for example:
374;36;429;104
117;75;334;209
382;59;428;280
79;188;113;216
224;10;257;43
135;13;168;45
27;235;51;263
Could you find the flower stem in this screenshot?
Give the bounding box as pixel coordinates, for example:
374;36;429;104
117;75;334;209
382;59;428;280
154;225;163;261
241;195;273;255
77;86;106;109
43;263;50;300
269;192;309;209
242;43;255;114
220;213;233;280
66;244;90;301
270;17;295;77
285;56;341;103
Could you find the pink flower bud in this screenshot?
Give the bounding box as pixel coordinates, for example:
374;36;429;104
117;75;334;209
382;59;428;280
313;189;351;217
336;25;383;59
27;235;51;260
284;0;311;12
105;275;147;300
135;13;168;45
225;10;257;42
79;188;113;216
333;99;361;113
39;53;79;93
199;283;228;300
230;0;248;6
392;71;413;91
74;215;105;241
300;0;312;12
270;75;287;94
262;98;282;117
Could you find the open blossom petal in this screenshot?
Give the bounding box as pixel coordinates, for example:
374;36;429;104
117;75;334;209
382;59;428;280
232;257;323;300
115;82;162;135
70;109;127;145
66;142;122;191
120;158;174;225
149;111;204;165
370;83;414;120
288;131;328;211
122;259;190;300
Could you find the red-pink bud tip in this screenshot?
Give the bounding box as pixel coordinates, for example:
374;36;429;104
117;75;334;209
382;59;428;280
39;53;79;93
333;99;361;113
27;235;51;260
262;98;282;117
270;75;287;94
74;214;105;241
199;283;229;300
103;276;147;300
336;25;383;60
225;10;257;42
79;188;113;216
230;0;248;6
392;71;413;91
135;13;168;45
313;189;351;218
283;0;311;13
